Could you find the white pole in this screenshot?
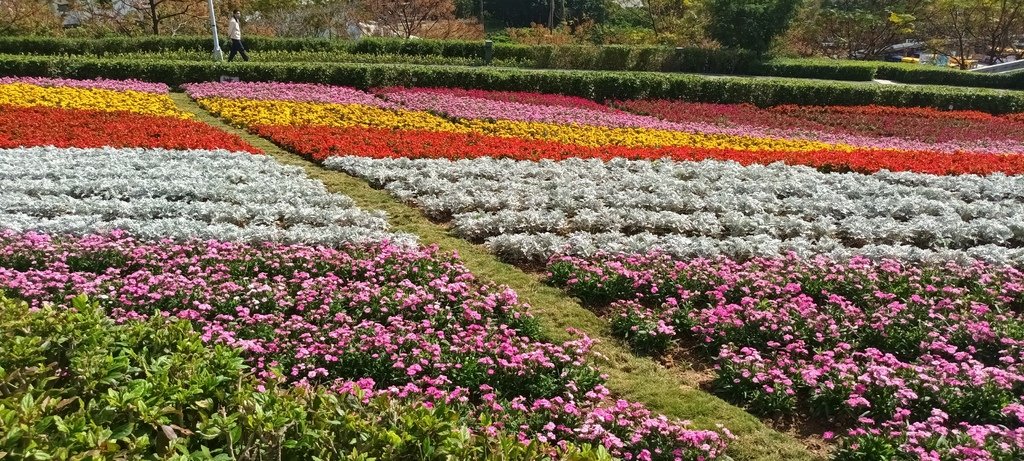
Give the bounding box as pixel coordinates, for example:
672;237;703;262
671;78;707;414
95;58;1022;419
207;0;223;62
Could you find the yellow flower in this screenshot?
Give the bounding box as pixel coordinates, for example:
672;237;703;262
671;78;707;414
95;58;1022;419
461;120;851;152
198;98;467;133
0;83;187;118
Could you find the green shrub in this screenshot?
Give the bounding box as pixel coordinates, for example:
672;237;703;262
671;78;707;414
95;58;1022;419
876;63;1024;90
3;54;1022;112
0;294;609;460
5;35;1024;88
707;0;802;54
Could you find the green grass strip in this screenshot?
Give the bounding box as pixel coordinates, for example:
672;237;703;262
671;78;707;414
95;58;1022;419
170;92;821;461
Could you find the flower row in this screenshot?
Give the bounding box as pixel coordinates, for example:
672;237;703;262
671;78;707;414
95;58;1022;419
326;156;1024;265
0;105;258;152
386;87;618;112
0;76;170;94
546;252;1024;460
184;81;398;107
0;147;402;245
615;99;1024;146
257;124;1024;176
0;81;186;118
382;87;1024;154
0;231;732;461
196;97;466;132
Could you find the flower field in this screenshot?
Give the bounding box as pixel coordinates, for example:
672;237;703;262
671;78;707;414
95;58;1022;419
547;253;1024;460
0;77;739;460
180;80;1024;459
189;82;1024;176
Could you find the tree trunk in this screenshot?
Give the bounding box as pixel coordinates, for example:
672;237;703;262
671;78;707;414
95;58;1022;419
548;0;555;29
149;0;159;34
645;1;658;36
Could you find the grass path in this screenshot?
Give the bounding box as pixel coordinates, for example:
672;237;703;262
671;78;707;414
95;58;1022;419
171;92;821;461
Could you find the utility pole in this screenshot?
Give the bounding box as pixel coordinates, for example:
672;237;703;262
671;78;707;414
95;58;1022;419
207;0;223;61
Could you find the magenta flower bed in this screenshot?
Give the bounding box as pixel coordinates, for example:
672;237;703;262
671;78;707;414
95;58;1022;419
0;76;170;94
548;252;1024;460
379;87;619;112
377;87;689;130
0;231;731;460
182;81;397;107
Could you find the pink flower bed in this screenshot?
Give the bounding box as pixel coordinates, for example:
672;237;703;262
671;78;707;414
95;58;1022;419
386;87;619;112
182;81;397;107
0;76;170;94
548;252;1024;460
378;87;688;130
0;231;732;460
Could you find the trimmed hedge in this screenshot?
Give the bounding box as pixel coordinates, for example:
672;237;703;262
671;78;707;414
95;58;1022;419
876;63;1024;90
6;35;1023;88
2;53;1022;113
11;35;1024;88
0;35;877;82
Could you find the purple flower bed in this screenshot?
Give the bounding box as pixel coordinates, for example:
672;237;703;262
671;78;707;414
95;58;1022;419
378;87;688;131
0;231;731;460
0;77;170;94
548;252;1024;460
183;81;397;107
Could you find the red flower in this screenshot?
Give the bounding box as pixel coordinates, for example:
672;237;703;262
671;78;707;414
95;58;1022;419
255;124;1024;176
0;105;260;153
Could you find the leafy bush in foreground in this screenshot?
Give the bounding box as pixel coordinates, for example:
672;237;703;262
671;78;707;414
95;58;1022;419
0;294;609;460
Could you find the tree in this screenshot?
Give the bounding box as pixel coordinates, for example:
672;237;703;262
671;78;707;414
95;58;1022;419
707;0;802;53
122;0;205;34
0;0;61;35
817;0;925;59
920;0;983;68
484;0;605;29
973;0;1024;63
364;0;456;38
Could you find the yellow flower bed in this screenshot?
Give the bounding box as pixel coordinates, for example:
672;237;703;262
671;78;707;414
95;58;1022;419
198;98;467;133
0;83;187;118
461;119;852;152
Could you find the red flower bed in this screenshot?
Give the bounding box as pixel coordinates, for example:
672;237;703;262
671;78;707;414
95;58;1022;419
255;124;1024;176
615;99;1024;144
773;104;1024;143
0;105;260;153
375;87;617;112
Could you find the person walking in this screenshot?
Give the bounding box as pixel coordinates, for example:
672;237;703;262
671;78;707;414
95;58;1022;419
227;10;249;62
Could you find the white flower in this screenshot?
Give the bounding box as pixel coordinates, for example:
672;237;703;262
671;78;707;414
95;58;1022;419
325;155;1024;264
0;147;414;246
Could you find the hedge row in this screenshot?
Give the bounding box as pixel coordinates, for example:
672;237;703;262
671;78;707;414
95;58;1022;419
876;63;1024;90
9;35;1024;89
2;54;1021;113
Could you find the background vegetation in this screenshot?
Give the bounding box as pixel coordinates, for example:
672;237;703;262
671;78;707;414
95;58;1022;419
6;0;1024;67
